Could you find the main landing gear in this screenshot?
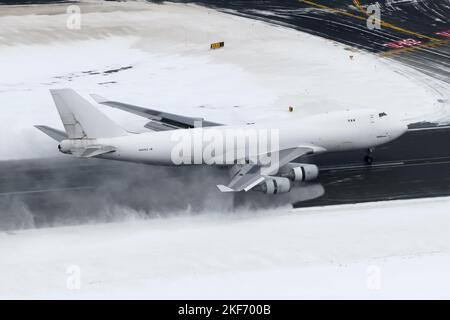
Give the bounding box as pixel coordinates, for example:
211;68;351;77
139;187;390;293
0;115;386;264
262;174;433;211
364;148;374;165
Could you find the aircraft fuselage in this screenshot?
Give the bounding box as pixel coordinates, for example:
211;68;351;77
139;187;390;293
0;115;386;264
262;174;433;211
59;109;407;166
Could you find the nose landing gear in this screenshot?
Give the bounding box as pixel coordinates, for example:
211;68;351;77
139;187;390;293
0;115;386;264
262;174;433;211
364;148;374;165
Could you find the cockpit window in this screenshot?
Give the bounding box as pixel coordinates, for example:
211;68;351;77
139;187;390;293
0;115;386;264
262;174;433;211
379;112;387;118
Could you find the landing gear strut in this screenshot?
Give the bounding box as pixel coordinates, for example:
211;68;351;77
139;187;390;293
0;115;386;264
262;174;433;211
364;148;374;165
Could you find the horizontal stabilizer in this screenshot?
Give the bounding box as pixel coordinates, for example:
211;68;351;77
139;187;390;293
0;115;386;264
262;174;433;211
34;125;67;142
90;94;108;104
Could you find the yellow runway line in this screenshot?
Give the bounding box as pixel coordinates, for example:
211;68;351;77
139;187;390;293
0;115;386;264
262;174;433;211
301;0;440;41
352;0;367;16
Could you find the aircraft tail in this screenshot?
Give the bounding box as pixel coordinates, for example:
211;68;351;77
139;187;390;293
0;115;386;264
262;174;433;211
49;88;128;139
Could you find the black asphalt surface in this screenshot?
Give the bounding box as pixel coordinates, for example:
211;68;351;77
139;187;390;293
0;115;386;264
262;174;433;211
168;0;449;51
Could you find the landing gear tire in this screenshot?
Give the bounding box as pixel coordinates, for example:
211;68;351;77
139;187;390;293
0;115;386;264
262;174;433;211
364;148;374;165
364;155;373;165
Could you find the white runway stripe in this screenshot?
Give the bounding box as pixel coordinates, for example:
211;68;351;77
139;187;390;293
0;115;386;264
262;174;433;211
0;186;93;197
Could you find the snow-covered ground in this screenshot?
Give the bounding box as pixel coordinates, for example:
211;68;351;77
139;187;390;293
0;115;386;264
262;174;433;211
1;1;450;299
1;196;450;299
0;1;448;160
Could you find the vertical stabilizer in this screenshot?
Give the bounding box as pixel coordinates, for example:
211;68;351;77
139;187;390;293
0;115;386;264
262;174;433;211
50;89;128;139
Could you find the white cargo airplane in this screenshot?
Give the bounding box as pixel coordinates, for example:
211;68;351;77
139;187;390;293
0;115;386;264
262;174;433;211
35;89;407;194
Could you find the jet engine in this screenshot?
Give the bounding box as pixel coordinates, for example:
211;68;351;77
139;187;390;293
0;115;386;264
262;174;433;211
280;163;319;182
58;140;73;154
255;177;291;194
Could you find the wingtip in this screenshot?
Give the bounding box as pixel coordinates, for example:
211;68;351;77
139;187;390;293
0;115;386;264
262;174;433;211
90;93;108;104
216;184;236;193
34;124;50;131
49;88;72;95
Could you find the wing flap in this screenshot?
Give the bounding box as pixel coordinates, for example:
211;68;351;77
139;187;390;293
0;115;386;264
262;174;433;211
216;175;265;193
261;147;315;176
144;121;180;131
217;146;316;193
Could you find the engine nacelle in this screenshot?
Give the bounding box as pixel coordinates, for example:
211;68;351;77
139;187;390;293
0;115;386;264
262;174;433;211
57;139;95;155
58;139;73;154
256;177;291;194
280;163;319;182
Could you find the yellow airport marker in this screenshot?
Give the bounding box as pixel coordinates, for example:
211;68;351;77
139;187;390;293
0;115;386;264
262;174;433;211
210;42;225;50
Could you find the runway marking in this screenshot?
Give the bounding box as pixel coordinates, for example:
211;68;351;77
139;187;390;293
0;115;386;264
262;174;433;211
301;0;445;57
383;38;423;49
0;186;94;197
322;161;404;171
323;157;450;173
400;157;450;166
353;1;450;57
301;0;439;41
380;39;450;57
408;126;450;132
293;195;450;211
352;0;366;15
436;30;450;38
316;193;450;204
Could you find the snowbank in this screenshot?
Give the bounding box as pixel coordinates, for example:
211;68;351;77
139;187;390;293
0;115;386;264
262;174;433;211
0;1;447;160
1;196;450;299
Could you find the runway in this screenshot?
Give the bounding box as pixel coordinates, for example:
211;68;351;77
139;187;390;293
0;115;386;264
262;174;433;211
1;126;450;230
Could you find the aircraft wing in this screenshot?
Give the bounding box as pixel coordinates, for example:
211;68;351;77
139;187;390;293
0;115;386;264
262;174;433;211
217;147;315;193
217;164;266;192
90;94;222;131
